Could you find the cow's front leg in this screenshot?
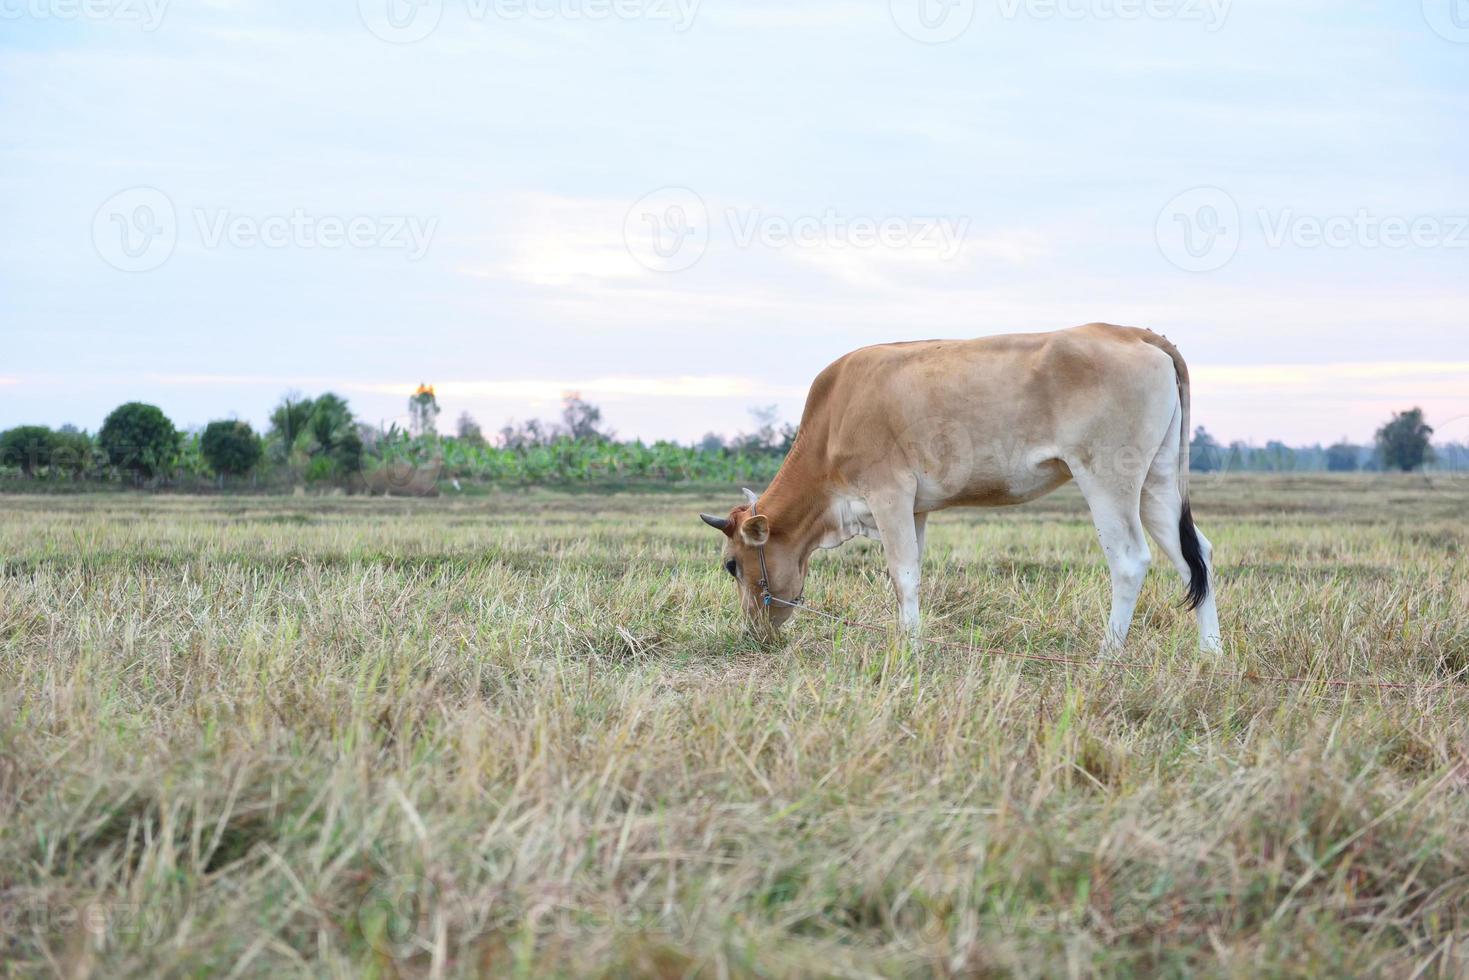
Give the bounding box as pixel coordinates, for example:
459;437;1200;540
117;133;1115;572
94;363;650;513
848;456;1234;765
870;498;925;641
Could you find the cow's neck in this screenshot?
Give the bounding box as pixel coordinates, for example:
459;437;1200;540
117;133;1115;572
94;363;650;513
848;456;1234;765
756;439;838;558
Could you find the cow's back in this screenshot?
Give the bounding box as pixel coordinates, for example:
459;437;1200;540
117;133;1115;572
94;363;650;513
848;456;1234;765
800;324;1179;503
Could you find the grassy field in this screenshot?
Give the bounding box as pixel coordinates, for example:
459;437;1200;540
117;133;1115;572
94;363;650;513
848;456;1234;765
2;475;1468;977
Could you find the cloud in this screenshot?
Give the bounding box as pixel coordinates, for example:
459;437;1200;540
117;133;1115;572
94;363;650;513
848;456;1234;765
146;372;805;402
1189;361;1469;444
470;194;647;288
703;4;873;30
147;373;348;388
1197;362;1469;384
356;376;807;402
1195;361;1469;401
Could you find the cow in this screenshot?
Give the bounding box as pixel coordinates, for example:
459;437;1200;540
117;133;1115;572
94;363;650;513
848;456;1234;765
700;323;1223;654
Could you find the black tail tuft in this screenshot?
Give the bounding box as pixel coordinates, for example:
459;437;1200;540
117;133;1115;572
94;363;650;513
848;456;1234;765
1178;500;1209;611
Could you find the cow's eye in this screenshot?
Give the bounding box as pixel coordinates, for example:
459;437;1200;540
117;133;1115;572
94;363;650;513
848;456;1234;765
724;559;738;577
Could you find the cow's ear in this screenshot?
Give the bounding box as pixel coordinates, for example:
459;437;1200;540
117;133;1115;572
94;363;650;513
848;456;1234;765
740;514;770;547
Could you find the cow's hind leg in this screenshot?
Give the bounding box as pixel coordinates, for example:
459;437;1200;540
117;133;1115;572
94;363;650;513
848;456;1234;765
1072;467;1151;654
1141;437;1223;654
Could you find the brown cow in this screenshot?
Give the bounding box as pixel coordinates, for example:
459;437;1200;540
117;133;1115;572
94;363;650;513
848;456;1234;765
700;323;1222;653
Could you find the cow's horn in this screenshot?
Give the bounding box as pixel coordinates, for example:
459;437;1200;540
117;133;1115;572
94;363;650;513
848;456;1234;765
699;513;730;531
742;487;759;506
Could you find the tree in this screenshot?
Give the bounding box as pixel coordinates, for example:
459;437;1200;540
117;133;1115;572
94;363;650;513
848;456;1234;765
201;420;263;476
268;392;362;479
1325;440;1359;472
1376;408;1434;472
269;393;316;446
1226;441;1249;473
456;411;486;447
1261;441;1296;472
98;402;178;480
732;405;796;454
561;392;612;442
1189;426;1223;473
499;417;553;450
305;393;362;475
51;426;95;479
409;383;440;437
0;426;57;478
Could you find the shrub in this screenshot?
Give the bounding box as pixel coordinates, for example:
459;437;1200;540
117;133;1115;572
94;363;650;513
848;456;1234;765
1326;441;1360;473
50;428;96;478
0;426;57;477
98;402;178;480
201;420;263;476
1376;408;1434;472
267;392;362;482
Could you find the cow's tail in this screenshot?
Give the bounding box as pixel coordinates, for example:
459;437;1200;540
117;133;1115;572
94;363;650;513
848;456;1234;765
1140;331;1209;611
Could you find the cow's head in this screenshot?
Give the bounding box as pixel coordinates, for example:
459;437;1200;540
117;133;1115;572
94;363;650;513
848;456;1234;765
700;488;808;637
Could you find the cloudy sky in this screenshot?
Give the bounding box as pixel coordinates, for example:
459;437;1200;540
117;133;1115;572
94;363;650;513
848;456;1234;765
2;0;1466;445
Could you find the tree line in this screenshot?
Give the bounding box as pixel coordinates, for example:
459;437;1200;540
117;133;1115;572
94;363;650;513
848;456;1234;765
1190;408;1460;474
0;394;1459;490
0;390;795;490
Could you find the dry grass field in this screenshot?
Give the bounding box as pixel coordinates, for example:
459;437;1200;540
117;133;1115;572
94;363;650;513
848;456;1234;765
2;475;1468;977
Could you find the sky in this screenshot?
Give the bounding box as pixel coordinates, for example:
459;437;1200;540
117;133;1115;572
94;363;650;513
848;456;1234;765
1;0;1466;447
